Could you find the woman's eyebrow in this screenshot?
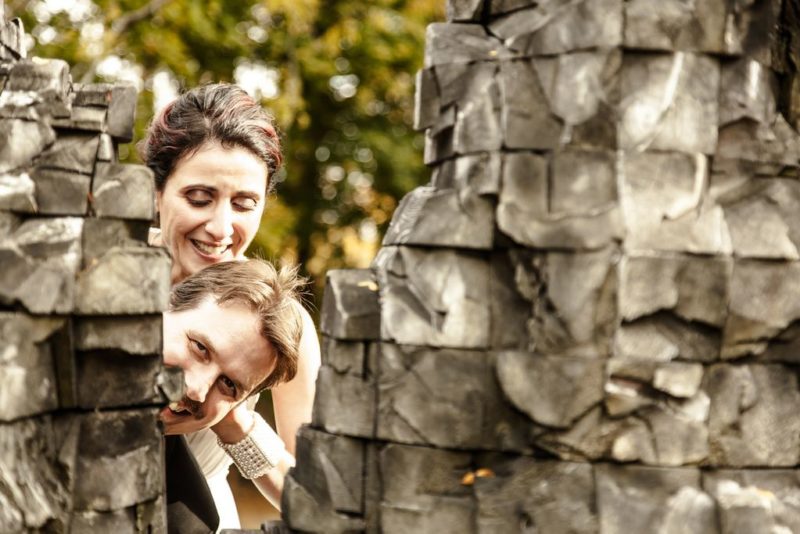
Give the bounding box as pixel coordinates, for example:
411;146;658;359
236;190;262;201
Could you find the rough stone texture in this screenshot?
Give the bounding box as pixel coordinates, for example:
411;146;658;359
321;269;381;340
0;11;168;530
0;313;63;421
376;246;490;348
75;247;171;315
286;1;800;532
92;162;155;220
596;464;715;534
474;457;597;534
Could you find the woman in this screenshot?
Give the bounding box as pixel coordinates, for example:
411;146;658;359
141;83;321;528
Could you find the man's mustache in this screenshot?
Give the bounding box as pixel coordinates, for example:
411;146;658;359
181;397;205;419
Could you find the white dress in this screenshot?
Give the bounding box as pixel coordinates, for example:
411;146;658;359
185;396;259;531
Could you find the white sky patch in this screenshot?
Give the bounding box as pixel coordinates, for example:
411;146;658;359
329;74;359;100
151;70;180;114
234;60;280;100
96;54;144;91
32;0;96;24
79;21;104;58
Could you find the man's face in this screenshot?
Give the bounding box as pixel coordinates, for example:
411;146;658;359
160;296;275;435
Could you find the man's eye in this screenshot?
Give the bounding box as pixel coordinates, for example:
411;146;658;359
190;338;209;356
218;376;237;397
233;197;257;211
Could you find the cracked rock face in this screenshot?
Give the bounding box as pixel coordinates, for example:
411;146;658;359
286;0;800;531
0;24;168;531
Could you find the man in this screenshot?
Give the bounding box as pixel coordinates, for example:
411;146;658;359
161;259;305;532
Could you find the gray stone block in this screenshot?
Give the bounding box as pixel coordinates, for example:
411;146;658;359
705;364;800;467
446;0;483;21
0;217;82;314
382;185;494;249
376;246;490;348
722;260;800;359
431;152;501;195
74;315;162;355
534;407;620;461
424;22;510;68
489;251;532;350
282;474;366;533
0;119;56;173
0;417;72;531
0;17;25;61
0;313;63;421
0;171;37;212
320;336;369;374
51;105;108;132
704;470;800;534
6;58;70;102
293;426;365;515
619;254;731;327
717;178;800;261
436;59;497;110
624;0;729;52
498;61;562;150
497;151;623;249
496;351;604;429
81;217;150;268
36;133;100;174
488;0;534;16
92;163;155;220
312;365;375;438
489;0;623;55
71;83;137;141
413;68;439;131
73;409;162;511
622;151;732;255
380;443;475;534
596;464;715;534
70;508;137;533
76;351;162;409
377;344;531;450
31;168;90;215
96;133;115;162
719;58;777;127
619;53;720;154
508;248;617;358
615;315;721;363
716;114;800;168
74;246;171;315
453;79;503;154
474;458;597;534
321;268;380;340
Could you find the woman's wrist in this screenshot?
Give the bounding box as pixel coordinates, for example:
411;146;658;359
216;411;288;479
212;404;255;444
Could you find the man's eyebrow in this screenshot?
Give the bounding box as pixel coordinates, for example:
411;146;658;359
187;328;250;399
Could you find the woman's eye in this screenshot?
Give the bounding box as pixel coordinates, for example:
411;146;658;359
219;376;237;397
233;197;258;211
185;190;212;207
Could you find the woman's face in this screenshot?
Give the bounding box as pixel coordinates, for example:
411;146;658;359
156;142;268;283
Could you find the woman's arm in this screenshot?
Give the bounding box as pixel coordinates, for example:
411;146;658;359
270;305;321;455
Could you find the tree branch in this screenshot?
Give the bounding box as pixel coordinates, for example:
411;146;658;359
110;0;171;35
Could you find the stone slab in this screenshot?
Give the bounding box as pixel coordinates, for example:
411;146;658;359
92;163;155;220
320;268;381;340
31;168;90;215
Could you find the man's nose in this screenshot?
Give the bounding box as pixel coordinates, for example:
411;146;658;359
183;367;214;404
205;202;233;241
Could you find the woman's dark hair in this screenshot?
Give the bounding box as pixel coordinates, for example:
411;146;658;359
140;83;282;193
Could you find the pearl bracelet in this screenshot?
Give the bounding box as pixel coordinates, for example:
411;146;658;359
216;412;286;479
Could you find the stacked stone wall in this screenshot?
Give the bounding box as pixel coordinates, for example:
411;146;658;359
0;5;176;532
285;1;800;532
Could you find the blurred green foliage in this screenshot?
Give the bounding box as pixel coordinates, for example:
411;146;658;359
9;0;442;298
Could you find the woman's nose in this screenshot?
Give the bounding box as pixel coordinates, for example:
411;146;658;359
205;203;234;241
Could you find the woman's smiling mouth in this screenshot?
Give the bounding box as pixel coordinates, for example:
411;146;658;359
190;239;231;257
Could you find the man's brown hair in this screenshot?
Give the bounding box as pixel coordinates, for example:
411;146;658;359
169;259;304;392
